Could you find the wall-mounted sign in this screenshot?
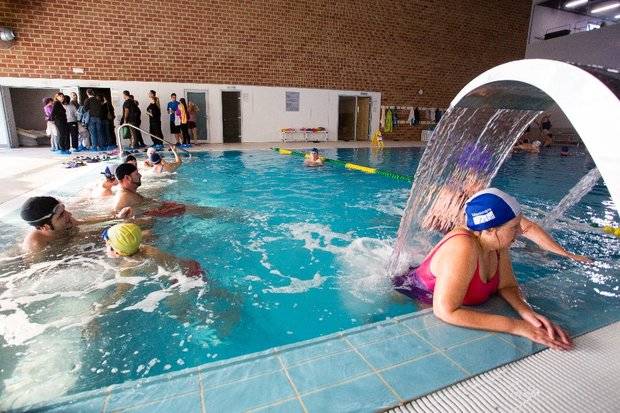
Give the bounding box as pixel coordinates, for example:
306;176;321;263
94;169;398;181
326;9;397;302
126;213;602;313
285;91;300;112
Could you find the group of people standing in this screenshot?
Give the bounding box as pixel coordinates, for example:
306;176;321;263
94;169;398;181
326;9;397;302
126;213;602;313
121;90;200;150
165;92;199;147
43;89;201;154
43;90;115;154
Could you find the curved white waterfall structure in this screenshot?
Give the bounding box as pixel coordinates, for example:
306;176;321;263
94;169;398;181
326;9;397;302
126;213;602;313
452;59;620;216
388;59;620;276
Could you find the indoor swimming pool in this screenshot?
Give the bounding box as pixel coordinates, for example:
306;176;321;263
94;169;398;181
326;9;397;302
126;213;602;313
0;147;618;409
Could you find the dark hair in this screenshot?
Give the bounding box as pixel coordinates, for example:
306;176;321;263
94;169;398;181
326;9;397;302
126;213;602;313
179;98;188;113
20;196;60;228
62;95;70;105
123;154;137;163
43;97;53;105
129;95;134;100
115;162;137;180
123;90;131;97
171;93;176;97
150;90;156;96
86;88;95;96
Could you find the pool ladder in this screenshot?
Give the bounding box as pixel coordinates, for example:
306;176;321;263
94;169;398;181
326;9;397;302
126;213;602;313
115;123;192;159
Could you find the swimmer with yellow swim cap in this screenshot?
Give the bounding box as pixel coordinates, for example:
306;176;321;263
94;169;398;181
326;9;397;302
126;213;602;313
102;223;142;256
101;223;204;278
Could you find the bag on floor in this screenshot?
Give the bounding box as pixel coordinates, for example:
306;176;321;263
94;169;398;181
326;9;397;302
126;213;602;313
78;123;91;147
121;125;131;140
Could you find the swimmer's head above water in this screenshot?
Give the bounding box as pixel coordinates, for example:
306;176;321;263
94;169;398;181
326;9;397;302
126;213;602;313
149;153;162;165
101;165;118;181
116;163;142;190
102;223;142;257
465;188;521;230
123;155;137;166
464;187;522;247
20;196;75;231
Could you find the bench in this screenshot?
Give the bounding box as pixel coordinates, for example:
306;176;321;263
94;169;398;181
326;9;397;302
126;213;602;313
280;128;328;142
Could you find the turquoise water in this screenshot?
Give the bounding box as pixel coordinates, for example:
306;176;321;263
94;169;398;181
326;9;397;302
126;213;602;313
0;147;619;407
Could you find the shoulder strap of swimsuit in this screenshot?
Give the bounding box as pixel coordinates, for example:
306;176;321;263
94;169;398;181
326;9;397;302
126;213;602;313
425;232;473;261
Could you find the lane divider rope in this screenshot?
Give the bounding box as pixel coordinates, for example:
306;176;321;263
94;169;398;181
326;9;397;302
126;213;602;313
273;147;413;183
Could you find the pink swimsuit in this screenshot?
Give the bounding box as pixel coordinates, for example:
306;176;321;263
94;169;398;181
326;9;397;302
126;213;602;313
394;233;500;305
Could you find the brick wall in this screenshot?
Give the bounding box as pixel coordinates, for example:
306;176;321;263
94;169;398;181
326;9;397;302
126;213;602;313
0;0;531;140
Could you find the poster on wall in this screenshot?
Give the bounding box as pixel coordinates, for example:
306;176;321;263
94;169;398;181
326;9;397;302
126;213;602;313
286;91;300;112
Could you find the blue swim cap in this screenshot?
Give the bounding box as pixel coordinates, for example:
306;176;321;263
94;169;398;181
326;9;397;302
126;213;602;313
150;153;162;165
464;188;521;231
101;165;117;179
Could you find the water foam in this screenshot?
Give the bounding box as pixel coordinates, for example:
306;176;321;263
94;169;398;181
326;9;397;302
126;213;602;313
263;273;326;294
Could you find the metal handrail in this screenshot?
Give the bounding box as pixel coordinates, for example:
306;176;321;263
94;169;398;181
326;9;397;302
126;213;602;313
115;123;192;158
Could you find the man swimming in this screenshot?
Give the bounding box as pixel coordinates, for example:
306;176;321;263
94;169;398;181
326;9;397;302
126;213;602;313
112;162;221;218
95;165;118;198
20;196;132;255
304;148;324;167
101;222;204;277
124;154;138;166
513;140;542;154
150;145;183;173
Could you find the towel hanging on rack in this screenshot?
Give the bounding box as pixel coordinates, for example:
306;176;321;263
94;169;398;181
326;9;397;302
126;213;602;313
407;107;416;125
380;106;386;128
385;108;393;133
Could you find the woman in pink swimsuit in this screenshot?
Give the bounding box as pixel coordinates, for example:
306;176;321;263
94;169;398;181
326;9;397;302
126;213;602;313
394;188;573;350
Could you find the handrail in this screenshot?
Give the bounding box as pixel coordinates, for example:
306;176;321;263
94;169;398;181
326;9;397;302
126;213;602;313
115;123;192;159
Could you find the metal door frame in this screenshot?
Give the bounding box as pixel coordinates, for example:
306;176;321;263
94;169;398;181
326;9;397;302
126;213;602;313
221;90;242;143
356;96;372;141
184;89;210;142
338;95;371;141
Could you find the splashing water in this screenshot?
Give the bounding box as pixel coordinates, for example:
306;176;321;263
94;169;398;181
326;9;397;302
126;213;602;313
387;106;541;276
541;167;602;229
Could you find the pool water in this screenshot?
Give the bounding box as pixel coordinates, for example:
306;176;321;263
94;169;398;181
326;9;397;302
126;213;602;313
0;147;618;408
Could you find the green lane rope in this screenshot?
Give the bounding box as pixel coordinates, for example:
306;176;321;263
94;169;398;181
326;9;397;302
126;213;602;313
273;147;413;183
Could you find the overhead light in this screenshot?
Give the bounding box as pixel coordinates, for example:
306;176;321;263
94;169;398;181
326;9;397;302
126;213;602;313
565;0;587;8
591;2;620;13
615;13;620;18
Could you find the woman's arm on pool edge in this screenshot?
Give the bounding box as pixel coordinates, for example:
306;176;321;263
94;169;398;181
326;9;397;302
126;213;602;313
497;248;573;350
432;239;572;350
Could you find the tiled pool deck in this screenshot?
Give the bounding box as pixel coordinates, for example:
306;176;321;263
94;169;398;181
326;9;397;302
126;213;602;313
1;145;618;412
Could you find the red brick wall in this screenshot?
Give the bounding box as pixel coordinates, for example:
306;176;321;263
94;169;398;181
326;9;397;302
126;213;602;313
0;0;531;140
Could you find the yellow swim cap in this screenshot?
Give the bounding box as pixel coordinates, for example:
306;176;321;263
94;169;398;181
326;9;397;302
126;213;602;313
106;223;142;256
